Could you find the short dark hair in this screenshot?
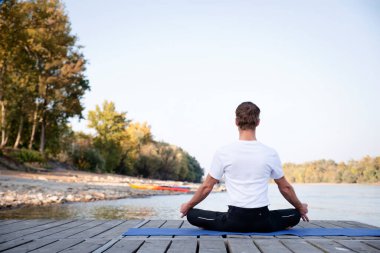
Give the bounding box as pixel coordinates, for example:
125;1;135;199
235;102;260;130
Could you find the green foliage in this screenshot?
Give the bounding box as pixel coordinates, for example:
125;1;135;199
84;101;204;181
283;156;380;183
71;146;104;172
88;101;129;142
10;149;45;163
87;100;129;173
0;0;89;154
133;142;203;182
94;139;122;173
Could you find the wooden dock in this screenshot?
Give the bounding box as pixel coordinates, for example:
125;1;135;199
0;219;379;253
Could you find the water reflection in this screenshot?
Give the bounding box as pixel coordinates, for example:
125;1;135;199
0;203;155;220
0;205;77;219
91;206;155;219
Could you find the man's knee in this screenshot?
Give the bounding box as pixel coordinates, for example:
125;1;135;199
186;208;199;225
290;209;301;226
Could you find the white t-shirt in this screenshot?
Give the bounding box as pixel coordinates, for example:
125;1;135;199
209;140;284;208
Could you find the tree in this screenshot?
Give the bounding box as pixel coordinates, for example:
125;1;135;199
134;141;204;182
119;121;152;175
24;0;89;153
87;100;129;172
0;0;33;148
88;101;129;142
0;0;89;154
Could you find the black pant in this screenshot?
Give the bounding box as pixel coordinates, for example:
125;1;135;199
187;206;300;232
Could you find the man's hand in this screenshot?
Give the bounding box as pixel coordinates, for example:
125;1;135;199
180;202;192;218
298;203;309;222
179;174;218;218
275;177;310;222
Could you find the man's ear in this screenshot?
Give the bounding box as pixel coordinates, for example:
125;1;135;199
256;119;260;127
235;118;239;127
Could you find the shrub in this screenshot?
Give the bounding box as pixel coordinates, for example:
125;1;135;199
10;149;45;163
71;147;105;172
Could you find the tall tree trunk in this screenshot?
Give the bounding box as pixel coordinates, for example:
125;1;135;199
0;58;8;148
39;80;49;154
1;101;6;147
3;134;8;147
13;115;24;148
28;103;39;149
39;113;45;154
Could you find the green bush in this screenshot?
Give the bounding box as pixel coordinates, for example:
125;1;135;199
71;147;105;172
10;149;45;163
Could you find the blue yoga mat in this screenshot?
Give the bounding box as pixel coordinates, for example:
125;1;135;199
123;228;380;237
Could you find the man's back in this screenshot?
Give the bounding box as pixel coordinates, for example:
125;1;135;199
210;140;283;208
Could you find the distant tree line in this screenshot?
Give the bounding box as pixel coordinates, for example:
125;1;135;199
0;0;204;182
283;156;380;183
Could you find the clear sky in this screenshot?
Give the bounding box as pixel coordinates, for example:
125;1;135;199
64;0;380;169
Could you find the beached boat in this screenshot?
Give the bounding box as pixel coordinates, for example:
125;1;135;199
155;185;190;192
129;184;190;192
129;184;157;190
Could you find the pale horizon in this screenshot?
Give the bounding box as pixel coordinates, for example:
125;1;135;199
65;0;380;169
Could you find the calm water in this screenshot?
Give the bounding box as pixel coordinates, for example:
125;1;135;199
1;184;379;226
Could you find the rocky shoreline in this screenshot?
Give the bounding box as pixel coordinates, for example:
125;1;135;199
0;169;218;210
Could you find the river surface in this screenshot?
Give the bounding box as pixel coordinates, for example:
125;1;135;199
1;184;379;227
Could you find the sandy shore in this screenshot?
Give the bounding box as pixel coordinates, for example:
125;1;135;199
0;168;222;209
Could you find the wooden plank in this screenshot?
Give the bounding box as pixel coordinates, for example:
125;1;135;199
254;239;293;253
0;219;58;235
161;220;184;228
308;221;349;239
1;237;58;253
226;235;251;239
42;220;107;239
157;220;183;239
92;220;142;239
16;219;91;241
67;220;124;239
59;238;110;253
102;238;144;253
140;220;167;240
293;223;305;228
180;220;197;229
29;238;84;253
93;220;148;252
176;220;198;239
325;220;358;228
280;239;324;253
342;220;380;229
227;238;261;253
0;219;76;243
135;239;171;253
337;240;380;253
141;220;166;228
310;220;342;228
298;222;323;228
334;221;380;239
275;235;300;239
250;235;275;239
363;240;380;250
0;238;33;252
167;239;197;253
307;239;355;253
199;238;227;253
